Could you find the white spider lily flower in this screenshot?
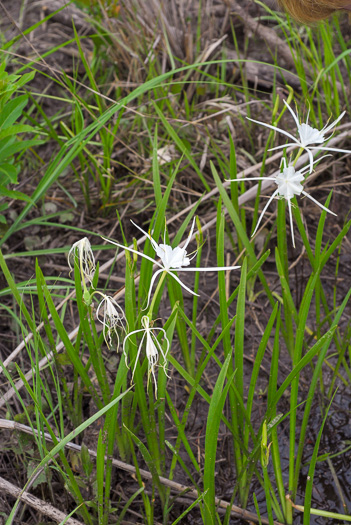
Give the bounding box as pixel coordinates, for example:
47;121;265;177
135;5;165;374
103;218;240;307
230;157;336;247
123;315;170;398
247;100;349;174
96;294;126;348
68;237;96;283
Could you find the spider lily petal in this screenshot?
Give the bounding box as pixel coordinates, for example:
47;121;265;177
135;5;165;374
68;237;96;283
96;294;126;348
320;112;346;137
246;116;298;144
130;220;160;252
252;188;279;237
301;190;337;216
287;199;295;248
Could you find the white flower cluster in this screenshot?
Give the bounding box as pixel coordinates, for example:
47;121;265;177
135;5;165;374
248;100;348;174
232;100;348;247
68;219;240;396
67;238;127;346
66;100;349;396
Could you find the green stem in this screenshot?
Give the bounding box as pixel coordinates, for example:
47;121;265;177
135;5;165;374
147;271;167;320
292;147;304;167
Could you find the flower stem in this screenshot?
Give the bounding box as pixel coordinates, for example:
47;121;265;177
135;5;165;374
147;271;168;320
292;147;304;167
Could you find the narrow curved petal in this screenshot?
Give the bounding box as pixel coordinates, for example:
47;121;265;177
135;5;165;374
299;154;331;175
130;220;159;252
301;190;337;216
167;270;200;297
228;177;278;183
280;157;288;170
96;299;104;322
176;265;240;272
284;99;301;130
247;116;299;144
131;332;147;380
101;236;164;270
183;216;197;252
150;330;170;367
288;198;295;248
305;104;311;128
308;145;351;154
306;147;315;174
321;111;345;136
251;189;279;237
148;361;158;397
268;143;300;153
124;328;145;339
123;328;144;368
